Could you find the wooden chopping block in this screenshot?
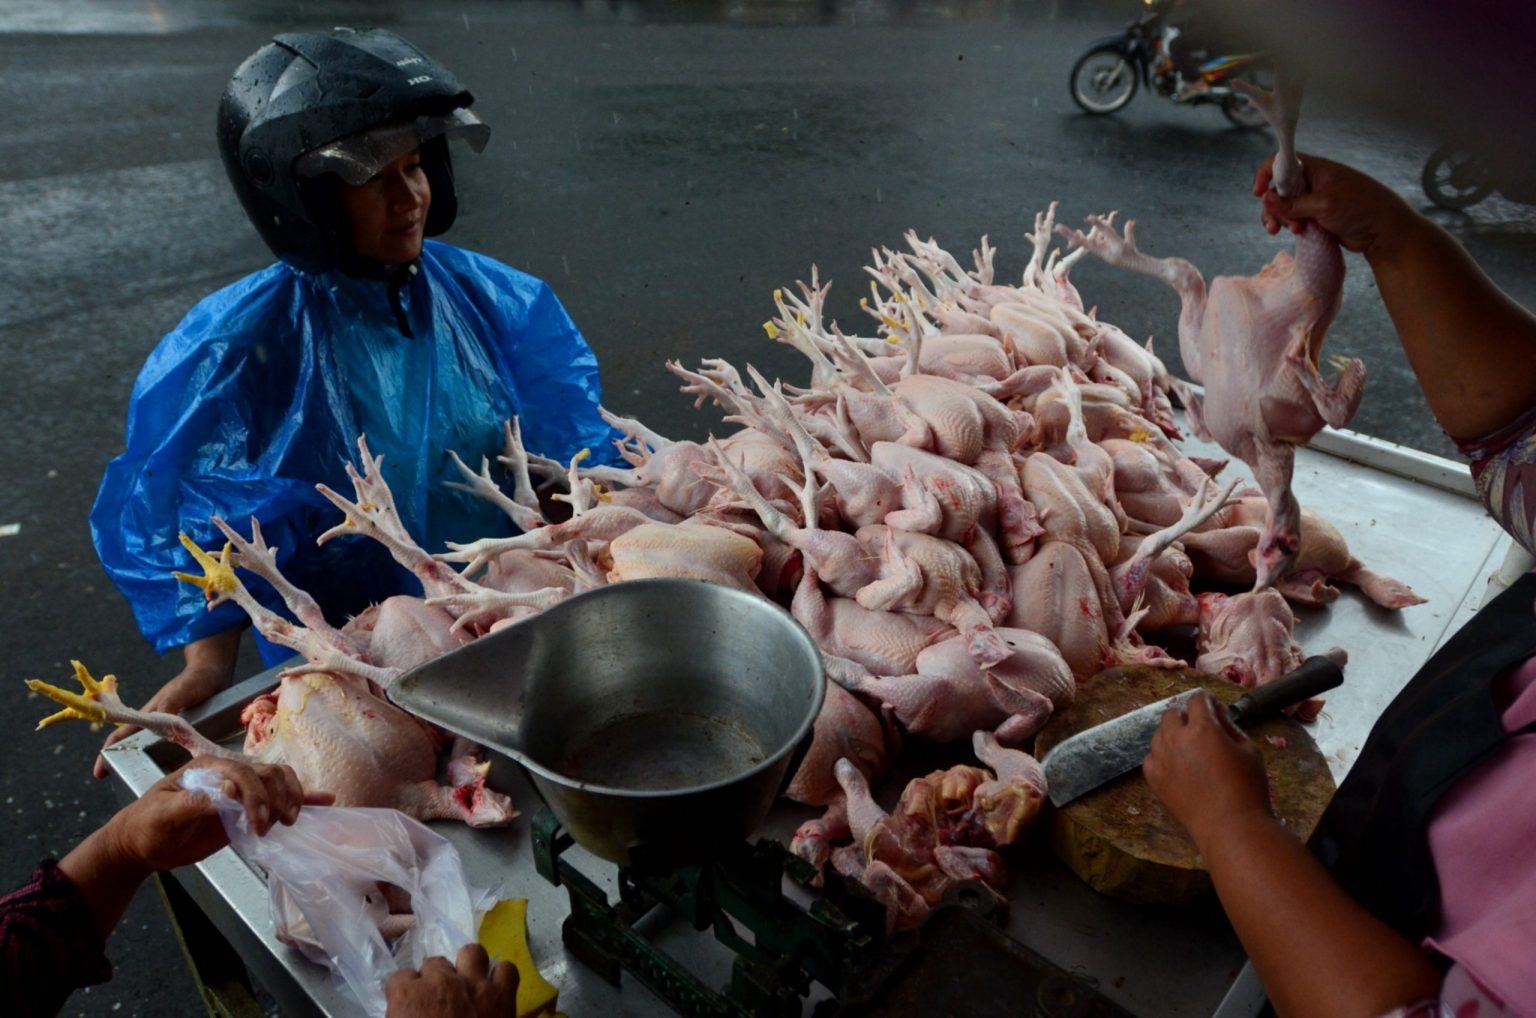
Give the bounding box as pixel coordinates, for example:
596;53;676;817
1032;665;1336;905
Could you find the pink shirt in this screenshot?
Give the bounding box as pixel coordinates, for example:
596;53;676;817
1422;656;1536;1012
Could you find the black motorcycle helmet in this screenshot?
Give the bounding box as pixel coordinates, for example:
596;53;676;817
218;27;490;276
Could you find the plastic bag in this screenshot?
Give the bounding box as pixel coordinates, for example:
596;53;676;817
180;767;496;1017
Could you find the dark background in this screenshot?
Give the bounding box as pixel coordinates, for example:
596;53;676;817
3;2;1533;1015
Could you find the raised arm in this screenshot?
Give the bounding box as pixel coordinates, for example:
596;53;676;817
1257;153;1536;442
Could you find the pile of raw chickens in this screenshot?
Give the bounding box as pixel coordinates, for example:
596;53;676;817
37;204;1424;932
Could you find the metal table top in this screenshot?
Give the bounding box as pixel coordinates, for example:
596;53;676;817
105;423;1521;1018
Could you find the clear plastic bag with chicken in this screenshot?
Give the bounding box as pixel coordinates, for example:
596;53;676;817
180;767;497;1018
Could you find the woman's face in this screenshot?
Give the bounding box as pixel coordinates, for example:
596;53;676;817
338;147;432;266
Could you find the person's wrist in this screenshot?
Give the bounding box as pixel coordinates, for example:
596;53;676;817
1186;800;1275;858
59;816;154;899
1359;192;1425;264
98;810;158;882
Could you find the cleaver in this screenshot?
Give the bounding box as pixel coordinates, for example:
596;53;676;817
1041;655;1344;807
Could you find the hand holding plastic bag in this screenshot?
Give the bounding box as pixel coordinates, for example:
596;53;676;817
180;767;494;1017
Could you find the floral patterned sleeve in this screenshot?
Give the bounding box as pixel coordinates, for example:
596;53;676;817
1375;964;1513;1017
1455;404;1536;558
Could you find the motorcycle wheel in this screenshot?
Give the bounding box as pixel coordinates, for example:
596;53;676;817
1070;47;1138;115
1221;92;1267;129
1220;62;1275;129
1422;144;1494;209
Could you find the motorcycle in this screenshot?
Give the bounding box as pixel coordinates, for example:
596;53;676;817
1068;0;1272;129
1422;144;1498;210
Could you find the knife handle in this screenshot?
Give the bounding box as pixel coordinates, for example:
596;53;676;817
1226;656;1344;727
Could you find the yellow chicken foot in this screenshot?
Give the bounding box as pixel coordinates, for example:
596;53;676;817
173;532;397;686
210;517;363;656
28;661;239;760
172;535;238;599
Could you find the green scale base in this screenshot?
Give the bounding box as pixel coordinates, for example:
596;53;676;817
529;808;1134;1018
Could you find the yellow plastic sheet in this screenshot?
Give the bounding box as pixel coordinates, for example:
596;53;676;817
477;899;563;1018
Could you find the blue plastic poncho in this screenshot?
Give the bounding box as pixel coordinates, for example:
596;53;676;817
92;240;620;665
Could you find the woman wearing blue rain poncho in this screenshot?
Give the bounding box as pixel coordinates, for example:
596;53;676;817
90;28;620;776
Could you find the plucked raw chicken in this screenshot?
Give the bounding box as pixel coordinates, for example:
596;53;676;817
806;731;1047;931
39;192;1428;930
1196;591;1349;722
1182;498;1424;609
36;500;518;827
1058;75;1362;591
30;660;515;826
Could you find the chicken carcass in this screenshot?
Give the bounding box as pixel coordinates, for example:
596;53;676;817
240;674;513;825
1018;450;1125;629
1196;590;1347;721
1060;76;1362;592
891;373;1029;465
31;663;515;827
1004;542;1111;681
1181;498;1425;609
854;524;1013;669
598;520;763;592
827;627;1071;744
792;569;951;677
1005;540;1182;681
783;674;890;806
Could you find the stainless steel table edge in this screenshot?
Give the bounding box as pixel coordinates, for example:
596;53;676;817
1305;426;1477;499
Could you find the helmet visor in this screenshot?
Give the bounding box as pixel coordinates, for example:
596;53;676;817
293;108;490;185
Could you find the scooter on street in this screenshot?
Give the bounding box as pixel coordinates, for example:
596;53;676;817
1068;1;1272;129
1422;144;1507;210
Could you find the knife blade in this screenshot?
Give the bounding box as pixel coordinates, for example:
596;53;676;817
1040;655;1344;807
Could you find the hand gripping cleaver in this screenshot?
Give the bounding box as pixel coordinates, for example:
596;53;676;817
1040;655;1344;807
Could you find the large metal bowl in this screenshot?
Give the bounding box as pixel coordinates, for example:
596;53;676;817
390;578;826;867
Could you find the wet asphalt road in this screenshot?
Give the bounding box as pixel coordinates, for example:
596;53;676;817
2;3;1534;1016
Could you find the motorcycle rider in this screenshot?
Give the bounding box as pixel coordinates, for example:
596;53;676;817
1153;0;1253;100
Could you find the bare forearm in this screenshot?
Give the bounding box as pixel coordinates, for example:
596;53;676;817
184;627;243;685
56;824;153;941
1367;215;1536;442
1196;813;1440;1018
